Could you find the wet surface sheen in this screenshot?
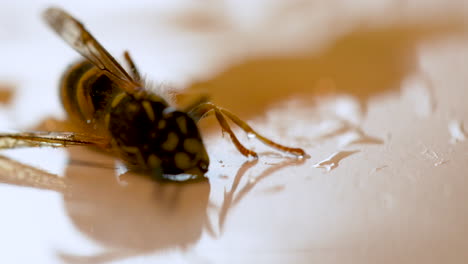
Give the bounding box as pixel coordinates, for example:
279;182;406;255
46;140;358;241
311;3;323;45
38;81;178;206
1;1;468;264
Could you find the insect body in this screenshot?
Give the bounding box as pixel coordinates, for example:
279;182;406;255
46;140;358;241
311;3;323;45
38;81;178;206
0;7;306;180
60;59;209;177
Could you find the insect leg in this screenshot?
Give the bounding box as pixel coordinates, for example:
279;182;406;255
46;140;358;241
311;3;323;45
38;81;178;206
182;94;210;116
214;108;258;158
123;51;142;81
189;102;306;158
219;108;306;157
188;102;258;158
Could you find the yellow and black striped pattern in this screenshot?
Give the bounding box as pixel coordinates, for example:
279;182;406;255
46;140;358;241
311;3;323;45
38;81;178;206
59;60;209;178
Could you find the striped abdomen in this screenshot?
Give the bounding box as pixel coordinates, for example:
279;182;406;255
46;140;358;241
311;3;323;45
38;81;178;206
60;60;120;134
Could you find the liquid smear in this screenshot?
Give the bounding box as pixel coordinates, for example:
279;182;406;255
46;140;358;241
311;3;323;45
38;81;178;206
370;165;388;174
338;129;383;147
313;150;360;172
420;148;449;167
448;120;467;144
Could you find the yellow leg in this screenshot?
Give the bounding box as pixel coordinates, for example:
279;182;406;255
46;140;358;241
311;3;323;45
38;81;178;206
213;108;258;158
188;102;306;158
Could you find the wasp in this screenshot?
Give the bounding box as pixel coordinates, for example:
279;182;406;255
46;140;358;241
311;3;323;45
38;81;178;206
0;7;306;180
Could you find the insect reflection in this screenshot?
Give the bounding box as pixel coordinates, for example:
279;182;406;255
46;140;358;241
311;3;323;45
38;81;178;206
0;7;305;180
218;157;306;232
0;148;211;263
0;146;304;264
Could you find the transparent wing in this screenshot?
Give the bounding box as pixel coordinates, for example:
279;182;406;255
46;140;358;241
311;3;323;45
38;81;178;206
0;131;109;149
43;7;142;94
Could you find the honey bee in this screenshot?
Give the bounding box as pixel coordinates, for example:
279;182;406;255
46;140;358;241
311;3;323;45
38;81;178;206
0;7;306;180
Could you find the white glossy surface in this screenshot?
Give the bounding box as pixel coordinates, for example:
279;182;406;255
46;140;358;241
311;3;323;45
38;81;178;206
1;1;468;263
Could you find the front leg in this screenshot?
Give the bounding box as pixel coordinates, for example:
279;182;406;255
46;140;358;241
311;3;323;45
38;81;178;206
188;102;258;158
188;102;306;158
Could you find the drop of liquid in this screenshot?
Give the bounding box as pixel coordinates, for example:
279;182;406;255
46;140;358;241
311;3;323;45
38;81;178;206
247;132;256;139
247;154;258;161
434;160;448;167
313;150;360;172
448;120;466;144
314;163;334;172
